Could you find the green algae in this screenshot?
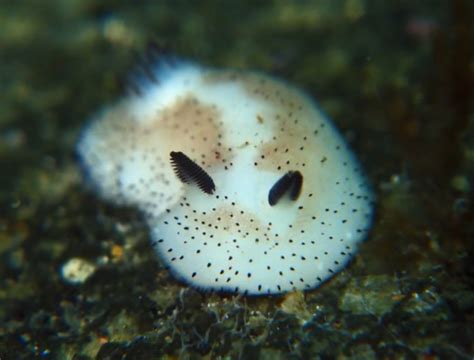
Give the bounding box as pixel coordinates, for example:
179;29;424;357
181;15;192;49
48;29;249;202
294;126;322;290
1;0;474;359
339;275;402;317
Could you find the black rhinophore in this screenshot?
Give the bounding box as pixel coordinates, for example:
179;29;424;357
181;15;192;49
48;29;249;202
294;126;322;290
268;171;303;206
170;151;216;194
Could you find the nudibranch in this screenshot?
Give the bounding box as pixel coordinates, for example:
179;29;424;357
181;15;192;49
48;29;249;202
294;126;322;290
78;49;374;295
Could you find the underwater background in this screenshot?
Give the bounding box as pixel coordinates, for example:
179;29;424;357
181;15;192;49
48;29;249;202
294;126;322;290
1;0;473;358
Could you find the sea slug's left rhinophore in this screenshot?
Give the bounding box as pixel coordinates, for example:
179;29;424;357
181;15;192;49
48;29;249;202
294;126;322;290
77;50;375;295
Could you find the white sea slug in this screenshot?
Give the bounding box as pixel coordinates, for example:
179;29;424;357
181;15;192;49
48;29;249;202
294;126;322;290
78;47;374;295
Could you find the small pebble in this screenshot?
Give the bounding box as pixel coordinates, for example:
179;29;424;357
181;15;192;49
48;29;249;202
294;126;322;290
60;257;97;284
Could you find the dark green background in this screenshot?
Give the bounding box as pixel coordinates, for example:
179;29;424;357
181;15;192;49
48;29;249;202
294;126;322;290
1;1;473;358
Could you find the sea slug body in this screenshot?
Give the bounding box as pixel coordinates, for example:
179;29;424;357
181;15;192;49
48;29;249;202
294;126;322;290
78;51;374;295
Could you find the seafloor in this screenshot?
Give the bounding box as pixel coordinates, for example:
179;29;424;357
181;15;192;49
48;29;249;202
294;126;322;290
1;1;473;359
